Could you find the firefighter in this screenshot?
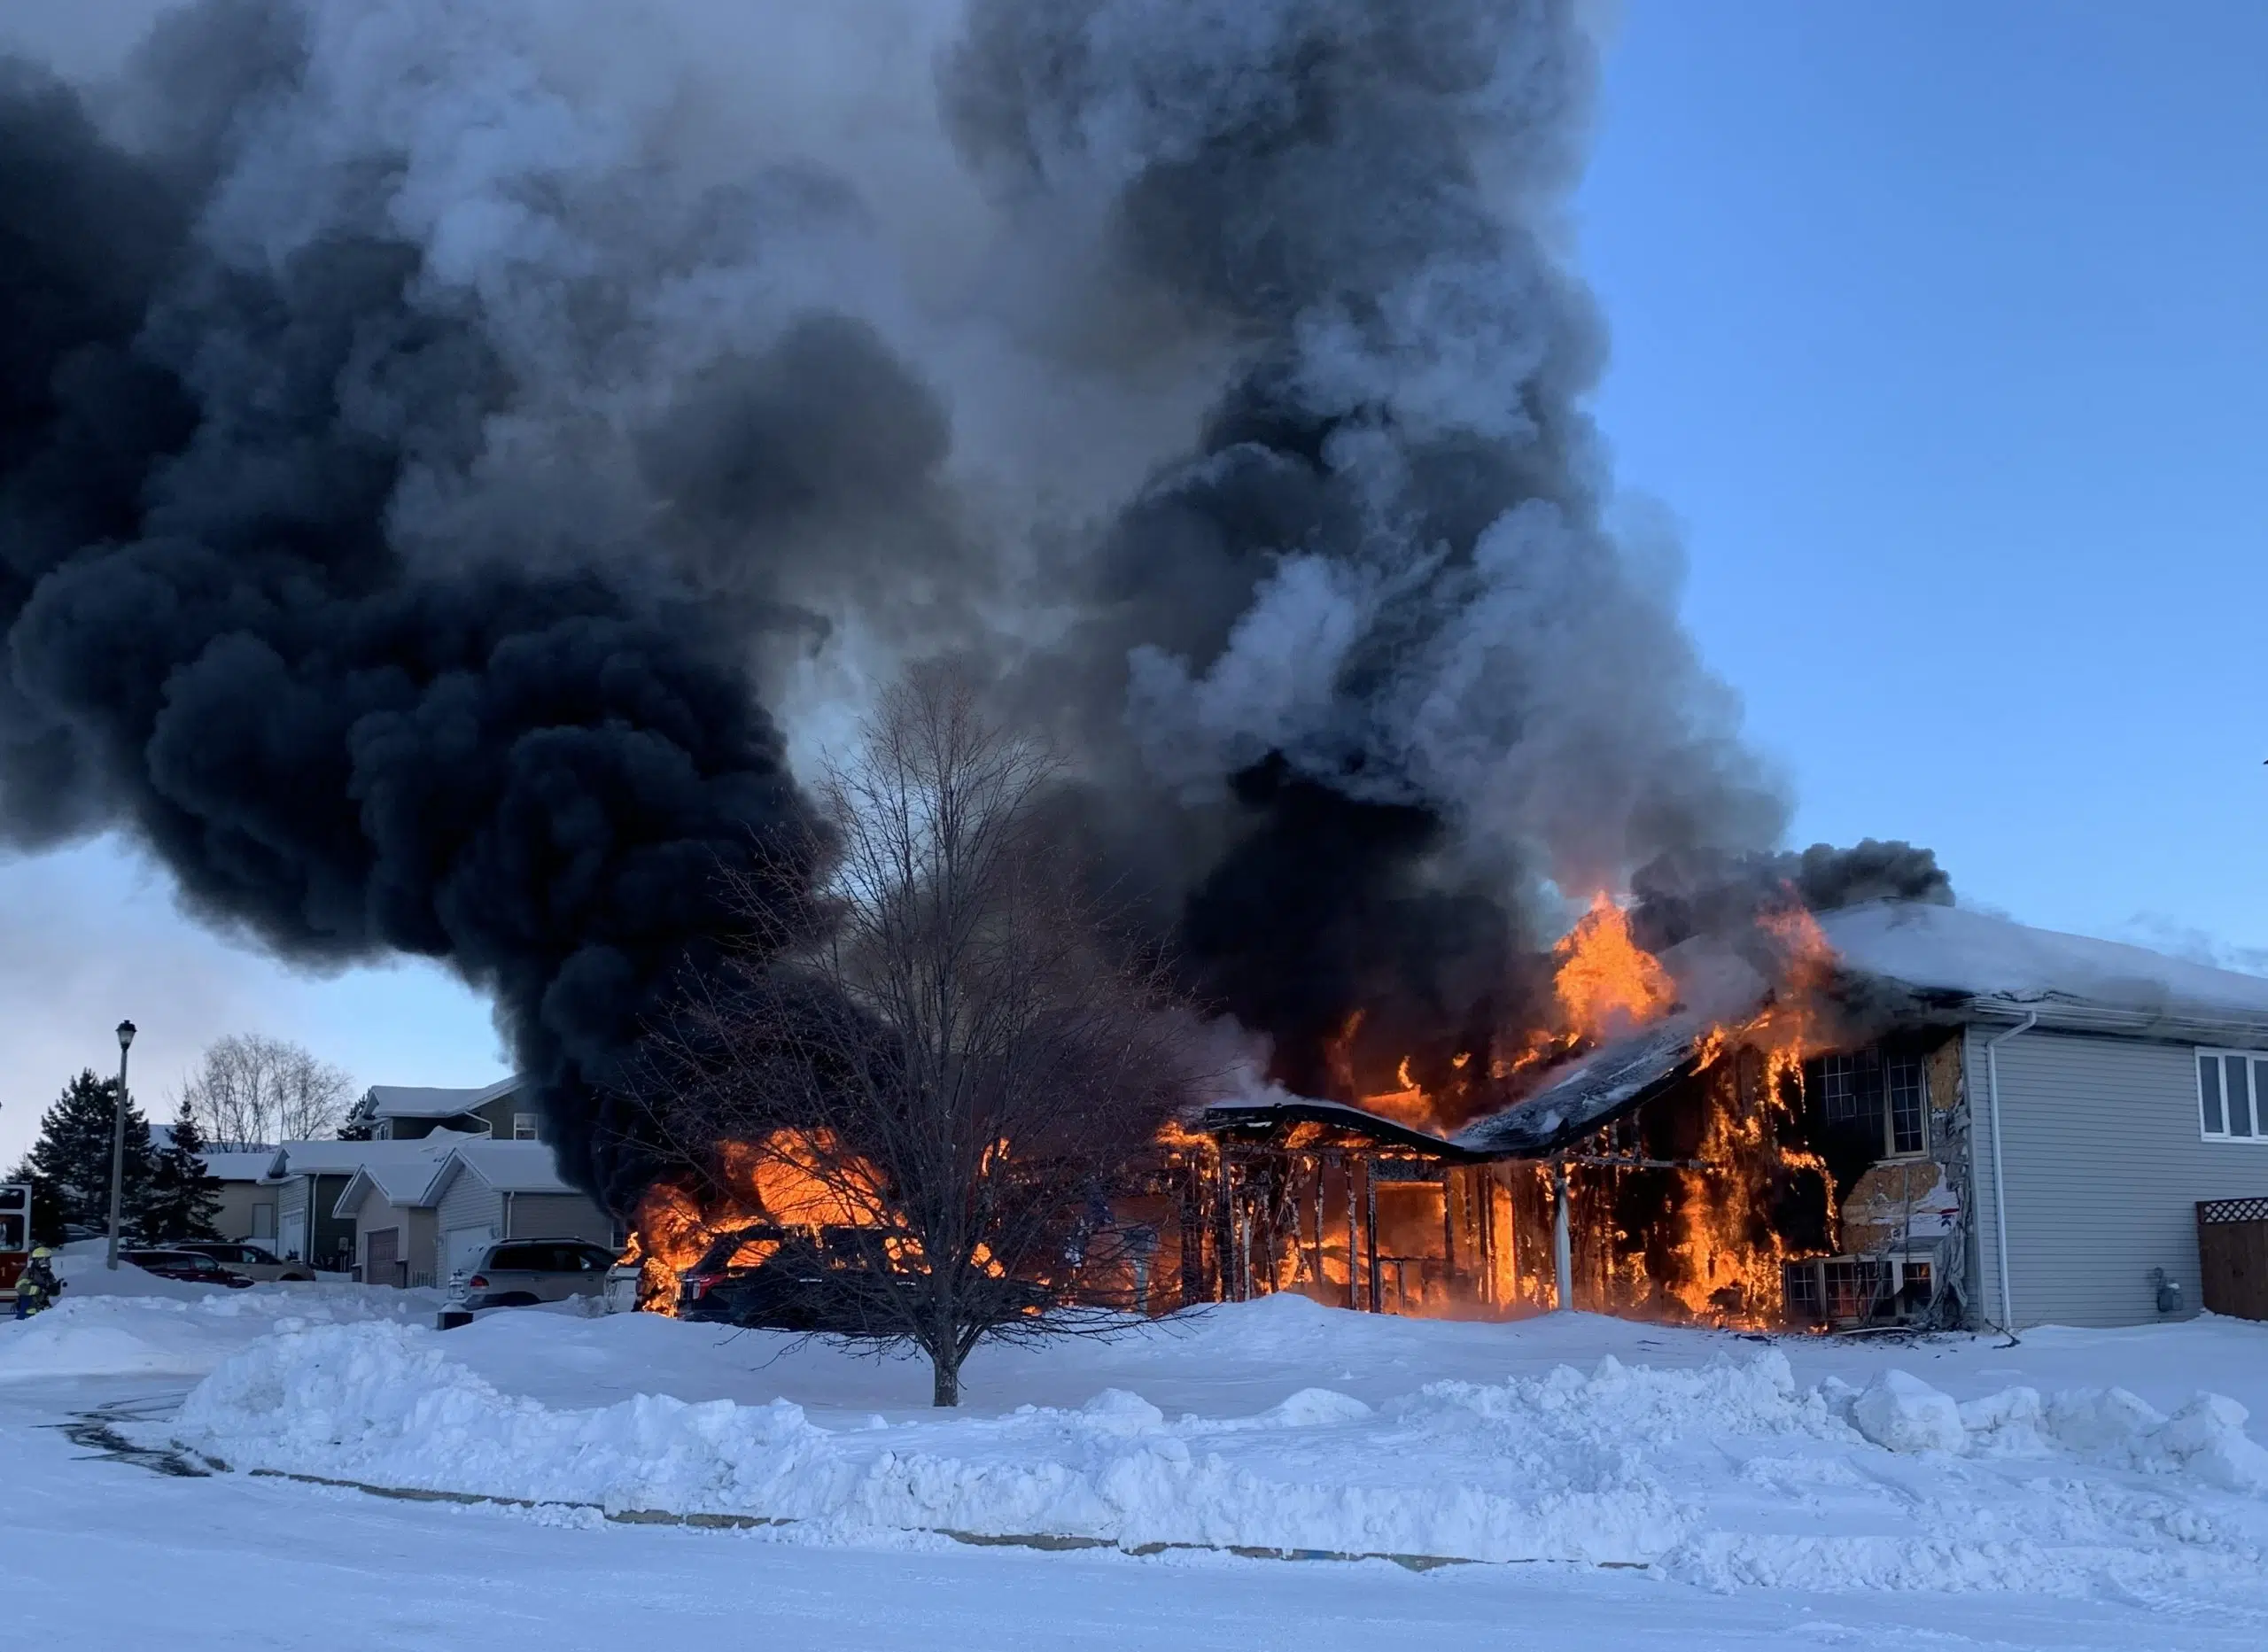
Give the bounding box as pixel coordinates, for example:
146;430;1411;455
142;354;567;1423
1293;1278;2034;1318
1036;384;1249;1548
12;1246;60;1319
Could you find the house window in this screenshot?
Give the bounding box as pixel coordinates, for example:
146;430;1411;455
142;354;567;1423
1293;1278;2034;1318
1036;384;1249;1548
2197;1050;2267;1142
512;1113;539;1140
1807;1047;1929;1157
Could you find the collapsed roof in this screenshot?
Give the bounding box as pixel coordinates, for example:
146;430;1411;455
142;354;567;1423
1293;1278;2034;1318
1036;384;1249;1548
1208;899;2268;1162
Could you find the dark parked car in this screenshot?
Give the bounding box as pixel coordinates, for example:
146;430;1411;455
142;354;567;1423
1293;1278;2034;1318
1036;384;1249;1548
165;1240;316;1284
678;1225;1050;1331
121;1248;254;1289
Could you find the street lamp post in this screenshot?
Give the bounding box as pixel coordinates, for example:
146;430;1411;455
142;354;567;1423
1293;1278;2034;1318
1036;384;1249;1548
105;1020;136;1271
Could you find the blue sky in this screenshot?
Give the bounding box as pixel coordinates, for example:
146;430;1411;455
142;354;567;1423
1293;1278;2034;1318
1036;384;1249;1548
1579;1;2268;958
4;2;2264;1162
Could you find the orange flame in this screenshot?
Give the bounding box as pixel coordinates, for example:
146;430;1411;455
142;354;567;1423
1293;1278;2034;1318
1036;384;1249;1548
622;1130;893;1315
1553;892;1674;1042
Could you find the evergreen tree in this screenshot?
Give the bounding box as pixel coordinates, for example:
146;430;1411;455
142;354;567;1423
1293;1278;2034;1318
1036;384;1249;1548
336;1090;377;1142
145;1098;223;1241
22;1070;158;1240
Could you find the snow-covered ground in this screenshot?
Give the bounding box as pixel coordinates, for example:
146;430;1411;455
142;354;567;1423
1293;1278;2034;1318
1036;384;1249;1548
5;1264;2268;1648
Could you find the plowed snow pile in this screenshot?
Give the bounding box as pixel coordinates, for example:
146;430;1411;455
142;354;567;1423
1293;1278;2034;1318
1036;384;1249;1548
162;1312;2268;1595
0;1265;441;1381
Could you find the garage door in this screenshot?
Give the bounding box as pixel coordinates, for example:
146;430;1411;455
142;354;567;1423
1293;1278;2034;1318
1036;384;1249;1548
365;1226;401;1289
444;1226;493;1284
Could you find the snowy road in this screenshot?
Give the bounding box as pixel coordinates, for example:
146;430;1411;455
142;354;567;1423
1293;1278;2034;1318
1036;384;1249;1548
4;1374;2264;1652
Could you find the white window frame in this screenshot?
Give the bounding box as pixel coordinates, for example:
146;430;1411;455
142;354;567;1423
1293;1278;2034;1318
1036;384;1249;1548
511;1113;539;1141
2195;1048;2268;1144
1811;1048;1931;1161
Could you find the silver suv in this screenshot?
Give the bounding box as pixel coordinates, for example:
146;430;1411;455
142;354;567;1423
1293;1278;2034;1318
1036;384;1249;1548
448;1238;618;1310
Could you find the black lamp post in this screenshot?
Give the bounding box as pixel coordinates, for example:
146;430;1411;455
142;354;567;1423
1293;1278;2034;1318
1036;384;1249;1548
105;1020;136;1271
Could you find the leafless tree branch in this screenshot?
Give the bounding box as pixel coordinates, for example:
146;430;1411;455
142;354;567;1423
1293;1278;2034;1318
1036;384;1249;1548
634;663;1194;1404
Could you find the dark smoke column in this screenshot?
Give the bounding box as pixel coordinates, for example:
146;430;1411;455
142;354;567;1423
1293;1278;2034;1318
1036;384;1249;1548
0;33;818;1206
944;1;1789;1097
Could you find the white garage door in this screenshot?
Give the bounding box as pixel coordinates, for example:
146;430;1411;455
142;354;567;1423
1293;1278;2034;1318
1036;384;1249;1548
277;1212;307;1264
444;1226;493;1283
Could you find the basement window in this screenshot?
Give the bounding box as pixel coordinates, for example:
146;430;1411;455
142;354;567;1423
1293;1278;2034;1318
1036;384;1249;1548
1808;1048;1928;1158
2196;1051;2266;1142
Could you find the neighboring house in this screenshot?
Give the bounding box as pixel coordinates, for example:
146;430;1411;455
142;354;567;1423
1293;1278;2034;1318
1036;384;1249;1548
1200;900;2268;1333
268;1133;478;1271
140;1126;284;1245
202;1151;287;1245
428;1140;620;1284
353;1076;540;1143
333;1160;446;1288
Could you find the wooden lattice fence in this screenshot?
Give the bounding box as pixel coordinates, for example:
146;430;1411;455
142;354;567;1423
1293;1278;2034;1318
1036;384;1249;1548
2197;1198;2268;1322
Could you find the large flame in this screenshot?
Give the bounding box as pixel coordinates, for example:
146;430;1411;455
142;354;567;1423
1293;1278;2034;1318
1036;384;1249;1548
1553;891;1674;1042
622;1131;890;1315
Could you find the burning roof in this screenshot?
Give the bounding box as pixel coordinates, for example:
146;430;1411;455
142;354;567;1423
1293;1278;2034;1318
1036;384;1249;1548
1208;897;2268;1166
1449;1012;1713;1158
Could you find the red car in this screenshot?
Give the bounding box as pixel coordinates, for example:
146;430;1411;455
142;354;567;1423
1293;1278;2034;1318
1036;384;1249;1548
120;1248;254;1289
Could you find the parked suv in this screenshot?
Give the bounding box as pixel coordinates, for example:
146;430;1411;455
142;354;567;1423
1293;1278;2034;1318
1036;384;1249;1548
166;1240;317;1284
448;1239;619;1310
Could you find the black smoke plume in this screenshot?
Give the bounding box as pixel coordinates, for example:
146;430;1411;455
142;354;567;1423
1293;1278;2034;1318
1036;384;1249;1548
4;1;1954;1187
0;14;830;1206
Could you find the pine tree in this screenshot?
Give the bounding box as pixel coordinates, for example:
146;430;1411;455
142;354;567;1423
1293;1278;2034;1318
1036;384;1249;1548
21;1070;158;1241
145;1098;224;1241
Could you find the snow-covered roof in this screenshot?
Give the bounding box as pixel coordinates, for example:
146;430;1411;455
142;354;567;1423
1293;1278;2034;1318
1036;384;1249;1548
427;1139;580;1198
330;1157;450;1218
271;1130;481;1179
200;1151;286;1185
1814;900;2268;1021
363;1075;521;1120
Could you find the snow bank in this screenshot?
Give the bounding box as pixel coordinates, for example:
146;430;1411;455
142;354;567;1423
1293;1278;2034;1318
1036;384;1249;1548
1852;1369;1966;1454
0;1284;441;1382
163;1325;2268;1593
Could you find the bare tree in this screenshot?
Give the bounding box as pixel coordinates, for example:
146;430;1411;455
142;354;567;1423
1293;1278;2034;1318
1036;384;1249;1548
641;666;1192;1406
179;1034;356;1147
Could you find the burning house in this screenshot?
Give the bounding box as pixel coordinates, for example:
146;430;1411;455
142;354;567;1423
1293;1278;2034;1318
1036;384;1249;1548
1176;897;2268;1336
11;0;2262;1358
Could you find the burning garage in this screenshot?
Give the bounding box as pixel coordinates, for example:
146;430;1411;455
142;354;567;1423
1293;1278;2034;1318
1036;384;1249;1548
1177;897;2268;1337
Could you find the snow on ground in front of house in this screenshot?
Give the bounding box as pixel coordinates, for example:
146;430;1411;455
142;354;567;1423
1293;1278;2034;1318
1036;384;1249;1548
0;1256;443;1380
9;1281;2262;1601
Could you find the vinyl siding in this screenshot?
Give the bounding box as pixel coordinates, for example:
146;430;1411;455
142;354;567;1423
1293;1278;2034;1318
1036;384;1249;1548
341;1183;441;1287
1965;1025;2268;1329
208;1182;276;1244
502;1192;616;1246
436;1171;503;1243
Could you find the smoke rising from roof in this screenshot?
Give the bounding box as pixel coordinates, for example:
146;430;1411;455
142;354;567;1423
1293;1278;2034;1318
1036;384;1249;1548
1;0;1932;1187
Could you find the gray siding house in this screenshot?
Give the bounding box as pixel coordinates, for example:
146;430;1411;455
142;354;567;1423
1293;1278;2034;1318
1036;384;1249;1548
1964;1014;2268;1330
333;1160;446;1288
353;1076;538;1143
201;1151;286;1245
268;1134;479;1271
430;1141;619;1284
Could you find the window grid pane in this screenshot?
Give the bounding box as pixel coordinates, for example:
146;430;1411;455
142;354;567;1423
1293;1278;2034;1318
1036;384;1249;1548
2201;1055;2225;1134
2231;1056;2257;1138
1819;1053;1859;1122
1886;1059;1926;1154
